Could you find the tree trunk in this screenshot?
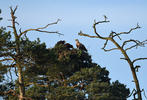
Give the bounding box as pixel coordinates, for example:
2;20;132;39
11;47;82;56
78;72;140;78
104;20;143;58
17;64;25;100
129;63;142;100
111;39;142;100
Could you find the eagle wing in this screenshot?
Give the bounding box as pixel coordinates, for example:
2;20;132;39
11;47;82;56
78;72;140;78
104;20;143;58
79;43;87;51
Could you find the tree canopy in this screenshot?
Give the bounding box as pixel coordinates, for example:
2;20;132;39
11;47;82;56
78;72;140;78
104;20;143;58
0;27;130;99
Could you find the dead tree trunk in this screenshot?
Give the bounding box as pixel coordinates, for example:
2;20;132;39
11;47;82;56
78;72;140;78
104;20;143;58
111;38;142;100
9;6;61;100
79;16;147;100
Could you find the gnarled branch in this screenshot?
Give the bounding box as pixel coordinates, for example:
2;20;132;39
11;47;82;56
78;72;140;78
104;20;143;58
93;17;110;40
113;23;141;37
123;39;147;51
102;47;118;52
18;19;62;38
10;6;18;38
78;32;99;38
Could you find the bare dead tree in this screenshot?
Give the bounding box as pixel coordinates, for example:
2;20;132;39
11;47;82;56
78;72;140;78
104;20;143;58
79;16;147;100
0;6;61;100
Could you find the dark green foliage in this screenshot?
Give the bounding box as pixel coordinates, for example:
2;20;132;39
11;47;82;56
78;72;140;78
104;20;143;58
0;27;11;51
26;86;46;100
110;80;130;99
21;40;130;100
47;86;85;100
0;27;130;100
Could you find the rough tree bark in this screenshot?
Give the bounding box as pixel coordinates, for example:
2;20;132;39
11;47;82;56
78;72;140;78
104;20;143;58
79;16;147;100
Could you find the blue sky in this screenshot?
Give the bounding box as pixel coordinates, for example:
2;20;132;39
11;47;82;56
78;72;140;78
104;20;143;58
1;0;147;99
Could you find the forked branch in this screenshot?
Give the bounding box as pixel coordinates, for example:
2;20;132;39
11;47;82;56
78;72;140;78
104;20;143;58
125;39;147;51
9;6;62;39
93;18;110;40
18;19;62;38
113;23;141;38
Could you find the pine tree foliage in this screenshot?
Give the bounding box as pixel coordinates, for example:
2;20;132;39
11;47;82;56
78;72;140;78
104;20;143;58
0;32;130;99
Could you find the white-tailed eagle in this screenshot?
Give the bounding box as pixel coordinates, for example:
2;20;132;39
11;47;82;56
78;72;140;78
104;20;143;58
75;39;87;52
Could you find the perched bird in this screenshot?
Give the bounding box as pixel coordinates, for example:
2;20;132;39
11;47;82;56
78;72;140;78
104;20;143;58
75;39;87;52
65;43;73;50
56;40;65;45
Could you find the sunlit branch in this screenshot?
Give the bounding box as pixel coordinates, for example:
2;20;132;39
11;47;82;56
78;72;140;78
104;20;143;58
93;17;110;40
78;32;99;38
124;39;147;51
35;29;62;35
113;23;141;37
122;39;138;48
102;47;118;52
19;19;62;38
10;6;19;38
109;31;121;40
133;58;147;64
101;39;119;52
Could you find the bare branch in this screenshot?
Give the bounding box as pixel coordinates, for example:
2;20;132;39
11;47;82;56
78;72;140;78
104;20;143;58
122;39;137;48
11;6;18;15
15;21;19;25
133;58;147;64
110;31;122;40
142;89;147;100
124;39;147;51
113;23;141;37
135;65;141;72
78;32;99;38
127;89;136;98
10;6;18;38
101;40;108;50
102;47;118;52
93;17;110;40
120;58;128;61
7;26;13;28
101;39;119;52
35;29;63;35
19;19;61;38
